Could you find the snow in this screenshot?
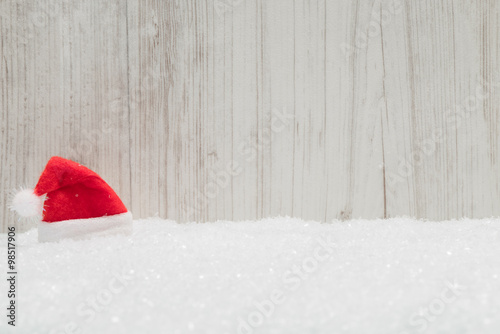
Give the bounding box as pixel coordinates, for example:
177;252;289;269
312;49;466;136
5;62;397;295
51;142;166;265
1;217;500;334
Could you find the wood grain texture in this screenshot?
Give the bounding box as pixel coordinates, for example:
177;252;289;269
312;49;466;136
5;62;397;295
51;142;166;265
1;0;499;232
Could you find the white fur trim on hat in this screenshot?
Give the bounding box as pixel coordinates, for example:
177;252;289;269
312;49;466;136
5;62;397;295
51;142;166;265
38;212;133;242
10;188;43;217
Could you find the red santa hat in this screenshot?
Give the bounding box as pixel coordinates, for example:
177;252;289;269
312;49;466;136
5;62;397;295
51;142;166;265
11;156;133;242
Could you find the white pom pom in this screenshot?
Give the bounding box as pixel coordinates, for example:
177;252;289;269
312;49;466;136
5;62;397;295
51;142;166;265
10;189;43;217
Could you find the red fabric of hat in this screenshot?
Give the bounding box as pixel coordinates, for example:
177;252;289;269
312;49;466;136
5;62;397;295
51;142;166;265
34;156;128;222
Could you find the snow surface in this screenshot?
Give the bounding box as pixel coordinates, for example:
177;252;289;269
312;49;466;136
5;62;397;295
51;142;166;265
1;217;500;334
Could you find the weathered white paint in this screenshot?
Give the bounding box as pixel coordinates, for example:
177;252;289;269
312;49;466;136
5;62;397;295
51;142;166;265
1;0;499;232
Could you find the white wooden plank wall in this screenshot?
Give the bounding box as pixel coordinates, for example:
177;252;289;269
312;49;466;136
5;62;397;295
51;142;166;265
1;0;499;232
